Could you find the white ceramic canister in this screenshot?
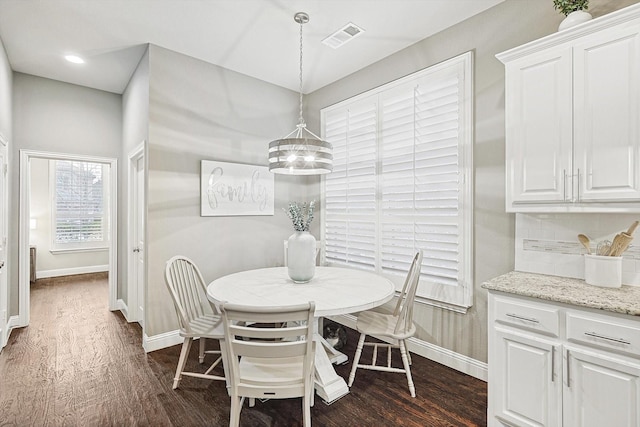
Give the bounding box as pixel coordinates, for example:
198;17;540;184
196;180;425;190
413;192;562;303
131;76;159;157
584;254;622;288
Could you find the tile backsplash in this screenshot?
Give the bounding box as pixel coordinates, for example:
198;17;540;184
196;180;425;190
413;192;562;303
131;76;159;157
515;213;640;286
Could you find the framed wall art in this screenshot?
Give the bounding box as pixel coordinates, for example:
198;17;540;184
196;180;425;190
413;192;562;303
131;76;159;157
200;160;274;216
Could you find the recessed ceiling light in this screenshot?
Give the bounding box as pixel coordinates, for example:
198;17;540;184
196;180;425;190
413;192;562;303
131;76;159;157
322;22;365;49
64;55;85;64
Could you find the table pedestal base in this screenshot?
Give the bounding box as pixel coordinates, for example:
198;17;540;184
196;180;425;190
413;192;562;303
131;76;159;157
323;337;349;365
314;332;349;403
312;316;350;403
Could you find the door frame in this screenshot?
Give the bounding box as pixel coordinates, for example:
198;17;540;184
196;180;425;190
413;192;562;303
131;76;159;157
17;150;118;327
126;141;146;325
0;133;7;348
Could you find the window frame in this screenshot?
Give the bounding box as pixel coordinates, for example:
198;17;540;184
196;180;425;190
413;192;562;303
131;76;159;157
320;52;474;313
49;159;109;253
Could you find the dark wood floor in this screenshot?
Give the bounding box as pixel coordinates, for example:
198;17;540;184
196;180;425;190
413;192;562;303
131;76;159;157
0;274;487;426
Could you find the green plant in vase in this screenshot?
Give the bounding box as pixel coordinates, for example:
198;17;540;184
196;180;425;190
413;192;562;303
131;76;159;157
553;0;589;16
554;0;591;31
285;200;316;232
285;200;317;283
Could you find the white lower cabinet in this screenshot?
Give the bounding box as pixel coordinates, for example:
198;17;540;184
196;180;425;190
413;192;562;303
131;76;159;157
564;346;640;427
488;292;640;427
494;329;562;427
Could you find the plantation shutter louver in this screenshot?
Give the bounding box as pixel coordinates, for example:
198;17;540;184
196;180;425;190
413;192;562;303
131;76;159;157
55;161;105;244
324;99;377;270
321;52;472;311
380;71;461;287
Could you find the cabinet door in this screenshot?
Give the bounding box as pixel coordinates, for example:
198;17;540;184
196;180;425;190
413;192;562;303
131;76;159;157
505;46;573;208
564;346;640;427
574;21;640;201
492;329;562;427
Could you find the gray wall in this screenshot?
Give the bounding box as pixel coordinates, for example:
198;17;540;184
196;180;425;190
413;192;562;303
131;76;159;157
0;35;10;142
10;74;122;314
121;47;149;307
144;45;311;336
306;0;640;363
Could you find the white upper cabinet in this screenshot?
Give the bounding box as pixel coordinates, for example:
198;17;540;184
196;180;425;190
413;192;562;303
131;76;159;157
505;46;573;205
498;4;640;212
574;23;640;202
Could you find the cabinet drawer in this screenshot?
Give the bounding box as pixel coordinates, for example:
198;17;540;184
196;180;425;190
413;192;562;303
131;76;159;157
494;296;560;337
566;312;640;358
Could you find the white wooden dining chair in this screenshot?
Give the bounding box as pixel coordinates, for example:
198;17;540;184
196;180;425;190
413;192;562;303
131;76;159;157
220;301;316;427
164;255;226;390
348;250;423;397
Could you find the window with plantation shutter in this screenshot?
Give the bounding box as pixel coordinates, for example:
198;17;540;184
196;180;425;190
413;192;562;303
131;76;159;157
321;52;473;312
52;160;108;250
324;98;378;270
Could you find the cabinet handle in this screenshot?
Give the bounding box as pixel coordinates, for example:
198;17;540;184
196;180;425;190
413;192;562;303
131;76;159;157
584;331;631;345
505;313;539;323
576;168;581;202
566;349;571;388
551;346;555;382
563;169;567;201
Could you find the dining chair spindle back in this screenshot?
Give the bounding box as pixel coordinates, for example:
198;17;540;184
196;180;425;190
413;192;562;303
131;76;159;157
164;255;226;389
348;250;423;397
220;301;316;427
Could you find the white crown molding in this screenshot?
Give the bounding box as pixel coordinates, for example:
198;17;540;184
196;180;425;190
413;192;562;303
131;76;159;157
497;3;640;63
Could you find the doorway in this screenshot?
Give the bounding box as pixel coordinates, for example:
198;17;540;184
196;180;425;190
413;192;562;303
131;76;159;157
0;135;7;348
127;142;145;327
17;150;117;327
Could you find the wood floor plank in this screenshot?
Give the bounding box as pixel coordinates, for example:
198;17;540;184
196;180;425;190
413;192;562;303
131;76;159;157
0;273;487;426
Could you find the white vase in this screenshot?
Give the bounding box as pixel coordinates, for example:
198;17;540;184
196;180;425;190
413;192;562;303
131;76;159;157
287;231;316;283
558;10;592;31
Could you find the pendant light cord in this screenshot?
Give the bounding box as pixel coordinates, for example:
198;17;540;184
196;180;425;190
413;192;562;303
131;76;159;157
298;17;305;129
268;12;332;175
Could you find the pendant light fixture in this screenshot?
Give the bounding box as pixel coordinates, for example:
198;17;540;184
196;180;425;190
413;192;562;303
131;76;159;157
268;12;333;175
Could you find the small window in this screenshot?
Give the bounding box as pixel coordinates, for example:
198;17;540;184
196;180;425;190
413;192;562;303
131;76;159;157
51;160;108;251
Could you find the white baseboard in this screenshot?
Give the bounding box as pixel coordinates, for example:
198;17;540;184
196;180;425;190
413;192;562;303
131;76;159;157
4;315;21;347
7;315;21;330
407;337;488;381
143;329;183;353
116;299;130;322
37;264;109;279
328;314;488;382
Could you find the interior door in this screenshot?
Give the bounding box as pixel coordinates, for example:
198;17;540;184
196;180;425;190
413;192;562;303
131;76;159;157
0;140;7;349
134;155;145;327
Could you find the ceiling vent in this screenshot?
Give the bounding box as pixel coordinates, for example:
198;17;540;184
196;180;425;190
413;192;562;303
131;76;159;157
321;22;365;49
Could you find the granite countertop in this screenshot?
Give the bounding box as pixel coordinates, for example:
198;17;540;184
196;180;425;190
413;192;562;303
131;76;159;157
482;271;640;316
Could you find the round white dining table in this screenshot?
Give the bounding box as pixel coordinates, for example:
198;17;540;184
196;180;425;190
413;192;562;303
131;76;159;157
207;266;396;403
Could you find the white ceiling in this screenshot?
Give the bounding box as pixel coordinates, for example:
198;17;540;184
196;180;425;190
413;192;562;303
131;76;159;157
0;0;505;94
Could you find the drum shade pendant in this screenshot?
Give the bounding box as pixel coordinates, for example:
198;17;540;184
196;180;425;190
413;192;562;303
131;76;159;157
269;12;333;175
